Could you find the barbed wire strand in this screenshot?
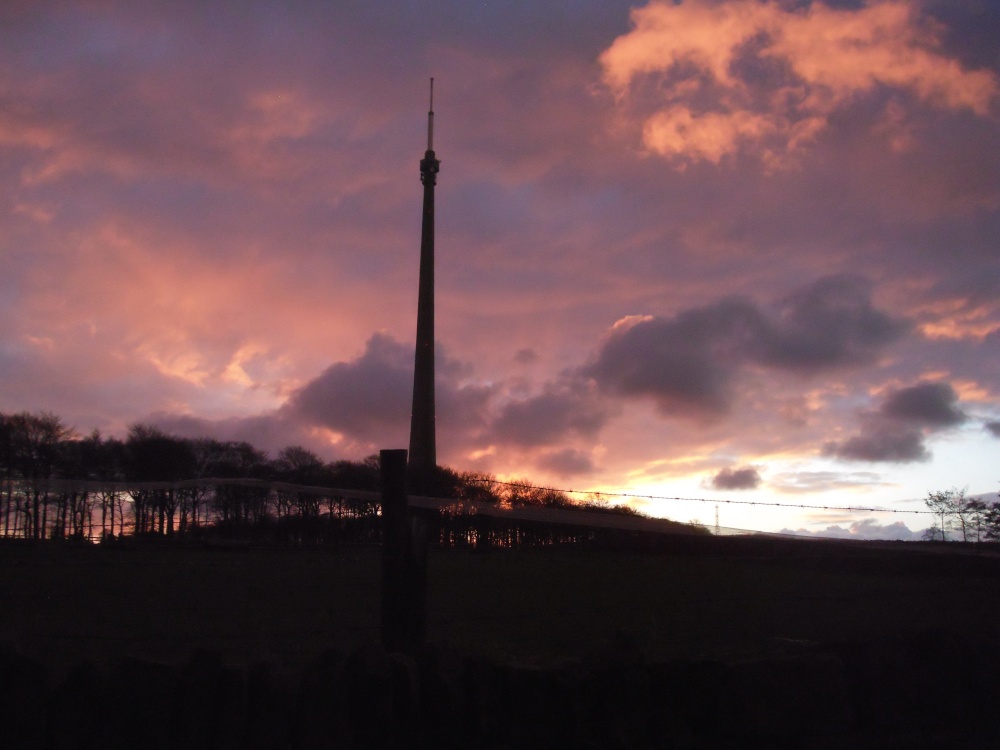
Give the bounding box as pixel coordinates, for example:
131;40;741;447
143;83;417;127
473;478;939;515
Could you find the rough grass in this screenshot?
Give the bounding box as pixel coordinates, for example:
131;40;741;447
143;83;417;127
427;541;1000;664
2;538;998;672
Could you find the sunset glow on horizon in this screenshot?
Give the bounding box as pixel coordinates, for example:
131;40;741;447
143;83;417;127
2;0;998;538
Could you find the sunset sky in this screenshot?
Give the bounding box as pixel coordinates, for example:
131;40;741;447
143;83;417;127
2;0;998;537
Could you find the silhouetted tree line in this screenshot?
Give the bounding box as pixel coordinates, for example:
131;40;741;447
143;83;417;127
923;487;1000;543
0;410;649;547
0;411;383;543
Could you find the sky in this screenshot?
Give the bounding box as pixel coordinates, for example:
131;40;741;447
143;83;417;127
2;0;998;538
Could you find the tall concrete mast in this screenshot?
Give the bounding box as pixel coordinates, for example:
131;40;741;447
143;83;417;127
408;79;439;486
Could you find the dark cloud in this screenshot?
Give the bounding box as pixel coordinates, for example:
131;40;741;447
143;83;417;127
710;466;762;491
585;275;907;418
825;381;967;463
534;448;596;477
287;333;493;450
987;421;1000;438
928;0;1000;70
825;427;929;463
879;382;966;426
288;333;412;441
514;348;538;365
583;306;741;417
489;382;612;447
754;276;911;371
146;332;493;459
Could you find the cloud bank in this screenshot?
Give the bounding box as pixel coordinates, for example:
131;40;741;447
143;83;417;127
782;517;925;541
585;275;907;418
826;381;968;462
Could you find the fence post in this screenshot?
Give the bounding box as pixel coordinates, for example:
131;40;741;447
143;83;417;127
380;449;427;654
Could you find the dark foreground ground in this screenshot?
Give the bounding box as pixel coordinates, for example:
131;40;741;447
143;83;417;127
1;534;999;671
2;536;1000;748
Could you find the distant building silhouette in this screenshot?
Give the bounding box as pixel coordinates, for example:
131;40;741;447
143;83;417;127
408;80;439;488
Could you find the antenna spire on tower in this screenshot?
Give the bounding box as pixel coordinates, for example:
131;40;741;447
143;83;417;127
427;78;434;152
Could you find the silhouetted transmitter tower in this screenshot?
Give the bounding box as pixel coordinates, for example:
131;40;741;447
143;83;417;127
408;79;440;491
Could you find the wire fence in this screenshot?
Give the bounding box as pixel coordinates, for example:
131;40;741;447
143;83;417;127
0;474;947;546
462;477;943;541
478;478;939;516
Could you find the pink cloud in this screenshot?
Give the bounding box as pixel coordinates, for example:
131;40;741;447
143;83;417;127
600;0;998;164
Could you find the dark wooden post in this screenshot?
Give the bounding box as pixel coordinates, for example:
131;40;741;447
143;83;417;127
380;449;427;654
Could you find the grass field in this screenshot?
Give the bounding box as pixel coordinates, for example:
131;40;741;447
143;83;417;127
2;537;999;672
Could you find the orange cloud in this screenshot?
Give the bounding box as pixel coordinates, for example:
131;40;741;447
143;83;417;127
600;0;998;164
11;217;385;420
642;106;826;164
918;310;1000;341
907;298;1000;342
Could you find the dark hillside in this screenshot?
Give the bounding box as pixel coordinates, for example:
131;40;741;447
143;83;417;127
2;536;997;670
3;537;1000;747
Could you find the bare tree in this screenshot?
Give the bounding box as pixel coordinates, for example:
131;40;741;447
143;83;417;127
276;446;326;521
2;412;73;539
501;478;570;508
983;496;1000;542
924;487;980;542
89;435;127;539
0;413;14;536
125;424;196;536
